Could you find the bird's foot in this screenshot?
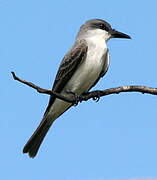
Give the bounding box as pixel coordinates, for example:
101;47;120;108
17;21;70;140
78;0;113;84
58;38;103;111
92;90;101;102
66;90;83;106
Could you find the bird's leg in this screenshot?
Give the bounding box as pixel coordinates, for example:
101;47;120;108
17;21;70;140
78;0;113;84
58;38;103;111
80;92;90;101
65;90;83;106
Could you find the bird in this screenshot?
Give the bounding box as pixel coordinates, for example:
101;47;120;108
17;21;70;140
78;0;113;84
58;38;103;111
23;19;131;158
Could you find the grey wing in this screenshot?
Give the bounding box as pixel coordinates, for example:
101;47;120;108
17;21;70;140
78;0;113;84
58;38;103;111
88;49;110;90
44;40;88;115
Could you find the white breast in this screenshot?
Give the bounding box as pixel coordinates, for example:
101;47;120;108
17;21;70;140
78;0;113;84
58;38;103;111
63;34;108;95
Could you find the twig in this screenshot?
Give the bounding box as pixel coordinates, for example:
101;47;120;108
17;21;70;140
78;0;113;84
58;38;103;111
11;72;157;103
11;72;75;103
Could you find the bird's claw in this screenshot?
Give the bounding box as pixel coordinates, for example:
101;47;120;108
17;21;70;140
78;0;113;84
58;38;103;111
66;90;83;106
73;94;82;106
92;91;101;102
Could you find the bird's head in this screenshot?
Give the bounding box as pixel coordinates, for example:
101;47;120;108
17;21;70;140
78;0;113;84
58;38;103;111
78;19;131;42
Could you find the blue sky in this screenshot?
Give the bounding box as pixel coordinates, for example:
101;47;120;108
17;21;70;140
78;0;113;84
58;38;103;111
1;0;157;180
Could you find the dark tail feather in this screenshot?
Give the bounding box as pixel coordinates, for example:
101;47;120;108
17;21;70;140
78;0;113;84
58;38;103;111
23;115;52;158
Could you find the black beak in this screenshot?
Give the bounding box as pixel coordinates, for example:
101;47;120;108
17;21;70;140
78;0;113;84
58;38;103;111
110;29;131;39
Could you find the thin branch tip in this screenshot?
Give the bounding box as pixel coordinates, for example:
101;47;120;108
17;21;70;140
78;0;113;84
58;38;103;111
11;71;16;78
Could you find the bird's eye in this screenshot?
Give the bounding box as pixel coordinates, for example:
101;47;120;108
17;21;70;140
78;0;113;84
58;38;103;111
99;23;105;29
99;23;109;31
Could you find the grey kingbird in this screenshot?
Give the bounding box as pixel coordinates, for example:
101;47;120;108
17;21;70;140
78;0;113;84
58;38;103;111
23;19;131;157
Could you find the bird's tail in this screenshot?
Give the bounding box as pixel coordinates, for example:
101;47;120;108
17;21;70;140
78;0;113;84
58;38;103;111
23;113;53;158
23;98;72;158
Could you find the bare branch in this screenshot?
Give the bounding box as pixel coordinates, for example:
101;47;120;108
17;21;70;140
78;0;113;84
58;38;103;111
11;72;75;103
11;72;157;104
